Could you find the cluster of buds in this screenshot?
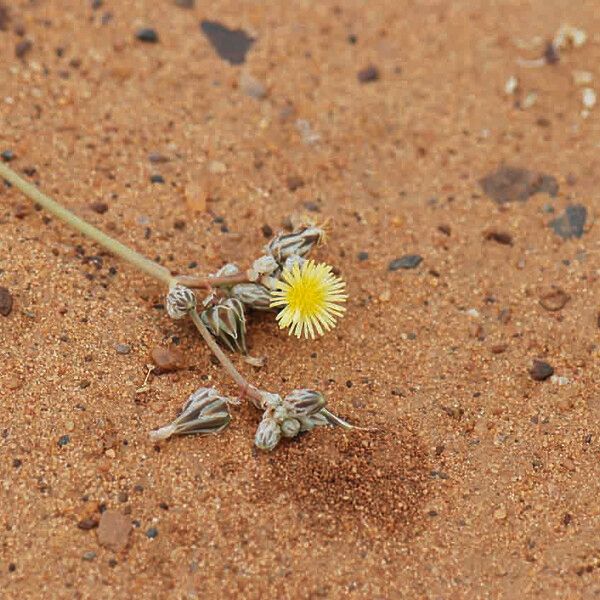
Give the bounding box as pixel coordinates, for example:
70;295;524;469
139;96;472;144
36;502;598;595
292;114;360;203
149;387;233;441
254;389;329;451
200;297;247;354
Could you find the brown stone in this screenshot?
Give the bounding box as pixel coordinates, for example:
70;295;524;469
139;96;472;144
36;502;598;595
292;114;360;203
151;346;185;374
97;510;131;552
539;288;570;312
0;287;13;316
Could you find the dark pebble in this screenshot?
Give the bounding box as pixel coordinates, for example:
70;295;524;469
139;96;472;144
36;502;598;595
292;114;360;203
286;175;305;192
90;201;109;214
15;39;32;59
117;491;128;503
136;28;159;43
90;0;103;9
1;149;15;162
175;0;195;7
479;166;558;204
82;551;96;561
200;20;255;65
261;224;273;238
150;174;165;184
188;261;197;269
529;359;554;381
484;229;513;245
148;152;169;164
173;219;186;230
549;204;587;239
115;343;131;355
347;34;357;44
357;251;369;261
77;518;99;530
12;458;22;468
58;435;70;447
0;287;13;316
8;563;16;572
357;65;380;83
388;254;423;271
108;558;118;568
0;5;9;31
437;224;451;236
304;201;320;212
146;527;159;539
544;41;559;65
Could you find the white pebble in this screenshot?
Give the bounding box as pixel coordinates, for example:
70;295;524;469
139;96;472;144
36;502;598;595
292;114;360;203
582;88;596;109
572;70;593;86
554;25;587;50
504;76;519;95
550;375;570;386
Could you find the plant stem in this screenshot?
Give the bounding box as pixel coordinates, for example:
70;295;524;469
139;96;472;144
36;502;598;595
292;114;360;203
176;272;250;289
189;308;262;403
0;162;175;287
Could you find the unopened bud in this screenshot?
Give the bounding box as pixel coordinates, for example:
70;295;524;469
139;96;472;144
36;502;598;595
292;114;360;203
283;254;306;272
149;387;231;441
254;417;282;451
230;283;272;311
281;417;301;438
265;226;324;262
200;298;247;354
213;263;240;278
284;389;326;417
166;284;196;319
248;255;279;281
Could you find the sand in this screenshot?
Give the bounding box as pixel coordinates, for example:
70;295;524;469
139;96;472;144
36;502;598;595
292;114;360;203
1;0;600;597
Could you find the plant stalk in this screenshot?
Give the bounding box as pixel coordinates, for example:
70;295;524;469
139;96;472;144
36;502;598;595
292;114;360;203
0;162;175;287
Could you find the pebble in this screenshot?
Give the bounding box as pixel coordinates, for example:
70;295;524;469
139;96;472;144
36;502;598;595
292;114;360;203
551;375;570;386
582;88;596;109
150;174;165;184
549;204;587;239
239;71;267;99
114;343;131;355
77;518;99;531
151;346;185;373
97;510;131;552
200;20;255;65
493;506;507;521
484;229;513;245
82;551;96;561
539;288;570;312
529;359;554;381
148;152;169;164
175;0;195;7
90;201;109;214
286;175;305;192
146;527;159;539
15;39;32;59
136;28;159;43
357;251;369;261
1;149;15;162
58;435;70;447
0;287;13;316
261;224;273;238
479;166;558;204
357;65;380;83
388;255;423;271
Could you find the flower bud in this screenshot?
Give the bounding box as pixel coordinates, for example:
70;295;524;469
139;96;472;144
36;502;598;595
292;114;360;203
166;284;196;320
149;387;231;441
281;417;301;438
213;263;240;277
284;389;326;417
230;283;272;311
282;254;306;272
254;417;282;451
265;226;324;263
200;297;247;354
247;255;279;281
297;411;329;432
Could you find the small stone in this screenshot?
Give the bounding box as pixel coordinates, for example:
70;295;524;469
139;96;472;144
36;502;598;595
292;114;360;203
146;527;159;539
175;0;194;7
491;343;508;354
0;287;13;316
15;39;32;59
97;510;131;552
582;88;596;109
357;65;380;83
77;518;99;531
479;166;558;204
105;448;116;459
484;230;513;245
539;288;570;312
1;149;15;162
150;174;165;184
572;70;593;86
357;251;369;261
148;152;169;164
504;75;519;95
185;181;207;213
200;20;255;65
90;201;109;214
529;359;554;381
261;224;273;238
82;551;96;561
117;491;128;503
493;506;507;521
388;255;423;271
114;343;131;355
286;175;305;192
136;28;159;43
239;71;267;99
151;346;185;374
549;204;587;239
207;160;227;174
543;41;559;65
303;201;320;212
58;435;70;447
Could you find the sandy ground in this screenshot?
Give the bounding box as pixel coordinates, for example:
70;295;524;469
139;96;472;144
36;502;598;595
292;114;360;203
1;0;600;598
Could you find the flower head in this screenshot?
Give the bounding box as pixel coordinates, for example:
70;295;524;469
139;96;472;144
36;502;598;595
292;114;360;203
270;260;347;339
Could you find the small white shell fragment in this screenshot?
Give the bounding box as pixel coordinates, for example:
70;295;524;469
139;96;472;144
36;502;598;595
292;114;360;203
582;87;597;109
572;70;593;86
465;308;480;318
554;25;587;50
522;91;538;109
504;75;519;95
550;375;570;385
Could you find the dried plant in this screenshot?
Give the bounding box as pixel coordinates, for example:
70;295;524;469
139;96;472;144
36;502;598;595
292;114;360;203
0;162;365;451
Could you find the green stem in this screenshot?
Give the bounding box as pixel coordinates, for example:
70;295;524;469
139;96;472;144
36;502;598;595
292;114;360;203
189;308;262;403
0;162;175;287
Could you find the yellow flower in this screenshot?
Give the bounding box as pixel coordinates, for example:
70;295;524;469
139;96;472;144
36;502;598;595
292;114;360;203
270;260;347;339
